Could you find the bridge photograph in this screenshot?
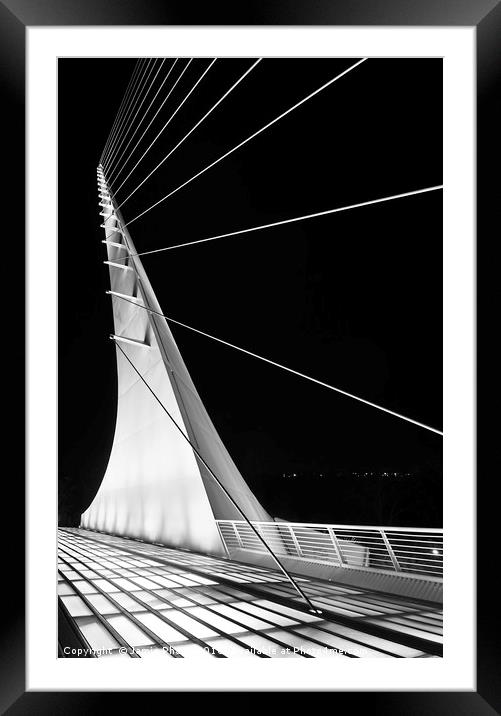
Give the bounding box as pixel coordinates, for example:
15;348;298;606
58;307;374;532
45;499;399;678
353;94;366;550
58;55;443;660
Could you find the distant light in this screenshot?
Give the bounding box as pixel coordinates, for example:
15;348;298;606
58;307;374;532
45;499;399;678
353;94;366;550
432;549;439;555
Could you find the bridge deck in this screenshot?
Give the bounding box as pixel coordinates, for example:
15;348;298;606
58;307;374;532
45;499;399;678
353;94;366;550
58;528;442;659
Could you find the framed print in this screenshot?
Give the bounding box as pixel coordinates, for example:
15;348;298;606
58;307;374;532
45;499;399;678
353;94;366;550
2;0;498;710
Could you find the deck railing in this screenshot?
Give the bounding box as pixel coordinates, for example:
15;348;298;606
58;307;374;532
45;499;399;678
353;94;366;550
216;520;443;579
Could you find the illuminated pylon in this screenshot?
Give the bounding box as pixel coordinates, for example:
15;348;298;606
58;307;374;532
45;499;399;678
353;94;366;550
81;166;270;554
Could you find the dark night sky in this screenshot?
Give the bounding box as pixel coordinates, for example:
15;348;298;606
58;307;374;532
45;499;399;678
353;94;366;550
58;57;443;526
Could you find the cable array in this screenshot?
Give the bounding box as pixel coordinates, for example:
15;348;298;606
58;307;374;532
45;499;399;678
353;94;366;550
97;57;442;447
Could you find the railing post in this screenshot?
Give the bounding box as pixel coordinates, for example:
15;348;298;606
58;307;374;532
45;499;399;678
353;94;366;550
215;521;231;559
232;521;244;549
288;525;304;558
328;527;345;567
379;529;401;572
252;521;266;553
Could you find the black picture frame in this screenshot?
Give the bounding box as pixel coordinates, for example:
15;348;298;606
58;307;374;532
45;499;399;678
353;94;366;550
4;0;498;711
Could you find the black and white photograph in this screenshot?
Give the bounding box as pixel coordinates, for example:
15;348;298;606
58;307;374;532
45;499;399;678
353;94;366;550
57;55;444;661
0;0;490;704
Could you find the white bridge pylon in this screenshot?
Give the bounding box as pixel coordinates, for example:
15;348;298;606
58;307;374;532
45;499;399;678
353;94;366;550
81;167;270;555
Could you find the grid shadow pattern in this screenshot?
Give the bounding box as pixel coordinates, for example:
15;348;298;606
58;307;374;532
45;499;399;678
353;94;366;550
58;528;442;658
